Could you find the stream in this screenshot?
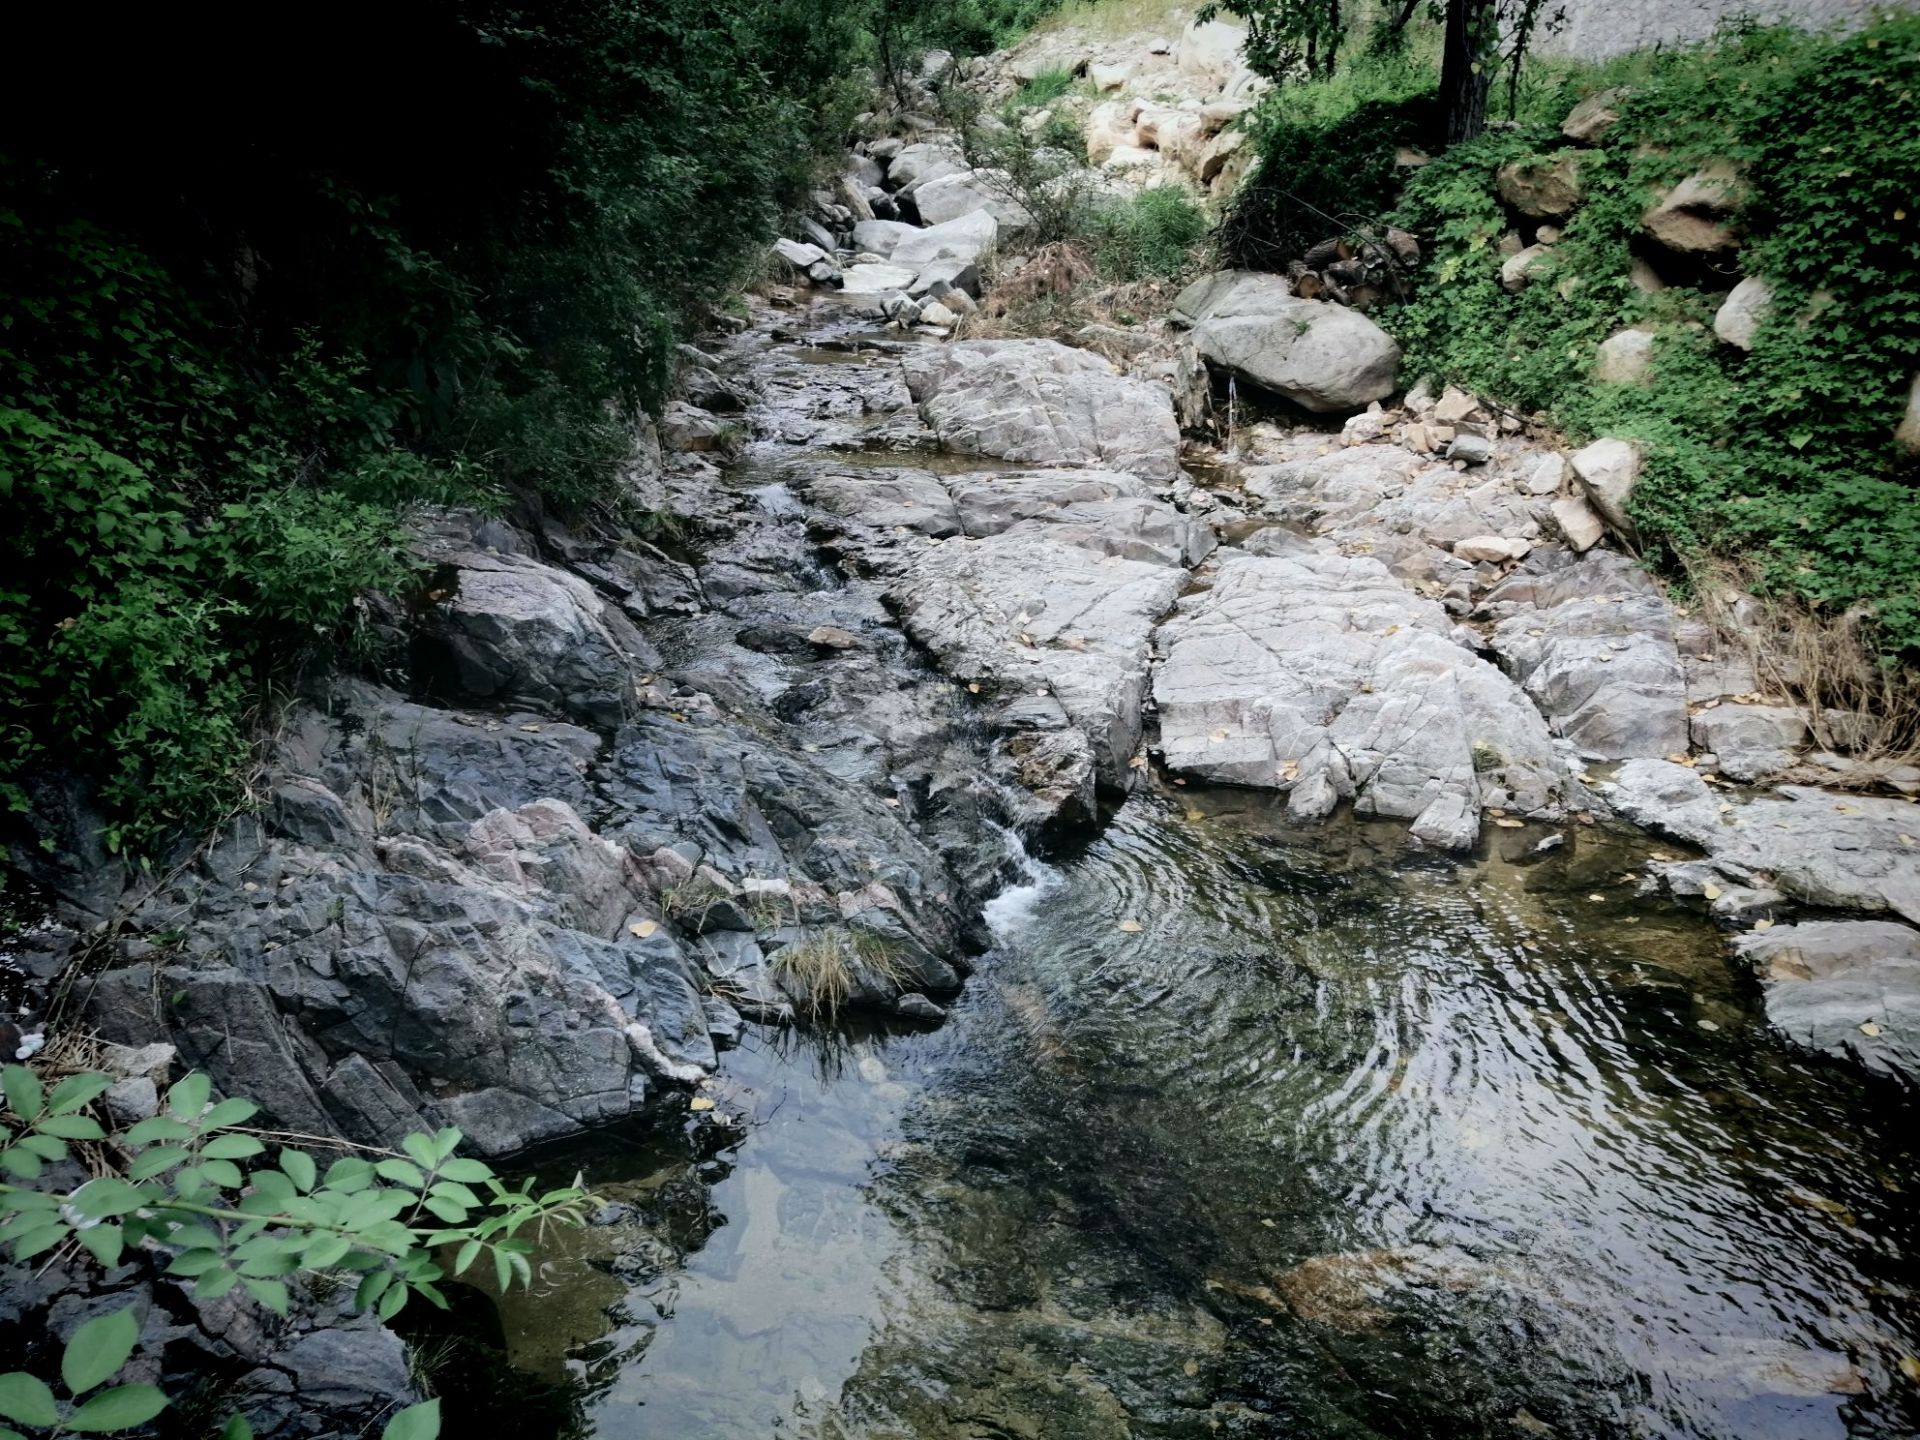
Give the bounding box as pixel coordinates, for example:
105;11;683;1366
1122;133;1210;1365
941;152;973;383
487;792;1919;1440
468;312;1920;1440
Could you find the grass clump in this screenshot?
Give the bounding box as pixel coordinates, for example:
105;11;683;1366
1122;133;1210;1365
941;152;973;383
769;928;911;1019
1087;186;1211;280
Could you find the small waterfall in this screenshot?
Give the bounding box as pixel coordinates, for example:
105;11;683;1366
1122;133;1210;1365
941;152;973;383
980;819;1063;939
1222;375;1240;463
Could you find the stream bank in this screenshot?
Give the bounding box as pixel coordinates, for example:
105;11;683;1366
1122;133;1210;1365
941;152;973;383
8;67;1920;1436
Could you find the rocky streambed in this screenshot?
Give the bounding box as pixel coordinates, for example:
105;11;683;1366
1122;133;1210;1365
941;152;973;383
11;264;1920;1434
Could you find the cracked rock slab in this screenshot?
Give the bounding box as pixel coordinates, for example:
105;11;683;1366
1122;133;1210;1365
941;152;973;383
1153;551;1578;848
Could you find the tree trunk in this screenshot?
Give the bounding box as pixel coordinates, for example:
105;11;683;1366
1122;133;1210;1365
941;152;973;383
1440;0;1492;144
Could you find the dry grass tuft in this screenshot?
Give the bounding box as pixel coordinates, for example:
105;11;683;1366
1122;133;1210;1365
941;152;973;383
768;928;911;1020
1690;557;1920;780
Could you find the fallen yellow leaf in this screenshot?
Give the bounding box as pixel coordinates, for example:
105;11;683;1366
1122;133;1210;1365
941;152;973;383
630;919;659;939
1494;818;1524;828
1752;918;1774;931
1861;1021;1884;1037
1899;1355;1920;1384
1118;919;1144;933
690;1097;716;1112
1702;883;1723;900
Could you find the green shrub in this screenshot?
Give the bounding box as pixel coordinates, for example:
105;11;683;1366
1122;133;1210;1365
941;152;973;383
1088;187;1212;279
1009;65;1078;110
0;1061;589;1440
1389;17;1920;655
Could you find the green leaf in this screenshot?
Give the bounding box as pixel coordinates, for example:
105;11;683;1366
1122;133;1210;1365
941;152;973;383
36;1114;106;1140
382;1398;441;1440
374;1158;424;1188
47;1073;114;1116
128;1145;190;1180
0;1148;42;1181
323;1158;375;1192
166;1072;210;1122
377;1283;408;1321
240;1278;290;1315
432;1128;461;1162
195;1265;238;1300
2;1066;45;1123
201;1098;259;1130
122;1116;191;1146
436;1158;492;1184
494;1247;513;1291
70;1178;147;1219
200;1134;265;1161
401;1134;438;1171
421;1196;468;1225
222;1413;254;1440
248;1170;295;1204
453;1240;482;1275
303;1233;352;1268
76;1224;125;1270
197;1159;245;1190
63;1306;140;1395
12;1220;70;1260
279;1149;317;1193
0;1374;57;1429
15;1134;67;1163
353;1270;392;1313
66;1382;169;1432
167;1249;224;1278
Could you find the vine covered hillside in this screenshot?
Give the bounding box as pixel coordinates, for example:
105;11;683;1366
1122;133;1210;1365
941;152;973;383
1390;19;1920;655
1226;16;1920;664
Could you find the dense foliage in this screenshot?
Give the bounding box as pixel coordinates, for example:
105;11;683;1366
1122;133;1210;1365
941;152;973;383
0;1061;589;1438
0;0;967;857
1391;17;1920;654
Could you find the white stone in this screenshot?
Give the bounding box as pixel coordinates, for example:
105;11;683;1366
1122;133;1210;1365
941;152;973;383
1713;275;1773;350
1569;437;1642;536
1595;327;1656;383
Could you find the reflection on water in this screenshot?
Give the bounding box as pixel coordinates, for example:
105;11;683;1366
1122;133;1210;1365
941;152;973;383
503;788;1920;1439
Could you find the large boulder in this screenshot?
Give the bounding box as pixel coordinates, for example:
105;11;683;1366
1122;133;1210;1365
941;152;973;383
1899;372;1920;455
891;210;999;268
1569;437;1641;538
1153;551;1577;849
412;535;659;727
1735;921;1920;1085
902;339;1181;480
851;218;919;257
1690;702;1808;781
1562;87;1629;144
1496;154;1584;219
887;141;966;191
1173;272;1400;413
1602;761;1920;922
1486;553;1690;760
1642;161;1745;254
911;169;1032;229
1594;327;1655;384
1713;275;1772;350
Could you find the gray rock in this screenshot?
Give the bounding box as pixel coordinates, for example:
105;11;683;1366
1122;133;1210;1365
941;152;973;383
1153;551;1577;847
1713;275;1772;350
1595;327;1655;383
1500;244;1552;292
1569;437;1641;537
1735;921;1920;1084
1642;162;1745;254
1603;760;1920;922
104;1076;158;1125
1487;553;1690;760
1897;372;1920;455
908;257;982;299
1549;493;1606;552
895;993;948;1022
912;170;1032;229
772;237;828;270
838;262;920;295
887;141;967;191
1691;702;1807;781
891;211;999;268
1496;154;1584;219
903;340;1180;481
1446;432;1493;464
411;540;659;727
1173;272;1400;413
851;218;920;258
1562;87;1628;144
